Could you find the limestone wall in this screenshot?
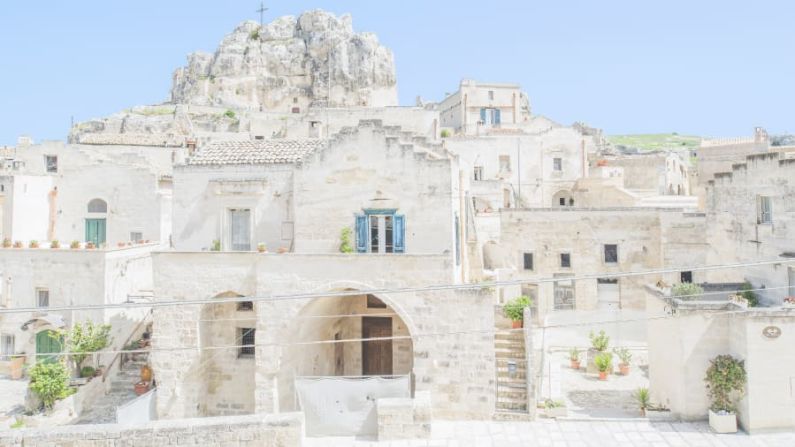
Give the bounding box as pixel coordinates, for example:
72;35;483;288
0;412;304;447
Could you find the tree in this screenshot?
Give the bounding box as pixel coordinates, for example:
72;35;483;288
58;321;112;369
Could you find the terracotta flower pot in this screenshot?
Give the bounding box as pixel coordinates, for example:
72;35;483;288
134;381;150;396
140;365;153;382
619;363;630;375
511;320;523;329
570;360;580;370
598;371;608;381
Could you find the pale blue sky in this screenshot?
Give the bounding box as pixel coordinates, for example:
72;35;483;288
1;1;793;145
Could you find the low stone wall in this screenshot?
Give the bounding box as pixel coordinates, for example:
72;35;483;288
376;391;431;441
0;412;304;447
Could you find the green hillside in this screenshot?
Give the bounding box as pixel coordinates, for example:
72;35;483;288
606;133;701;152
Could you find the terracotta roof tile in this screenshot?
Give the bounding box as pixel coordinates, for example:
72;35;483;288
188;139;326;166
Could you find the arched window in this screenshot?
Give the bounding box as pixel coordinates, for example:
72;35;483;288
87;198;107;213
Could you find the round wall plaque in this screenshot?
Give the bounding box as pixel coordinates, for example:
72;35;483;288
762;326;781;339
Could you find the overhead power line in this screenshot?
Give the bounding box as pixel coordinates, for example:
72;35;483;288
0;258;791;315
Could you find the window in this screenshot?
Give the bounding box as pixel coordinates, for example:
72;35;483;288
473;166;484;181
130;232;143;243
553;158;562;172
523;253;534;271
559;197;566;206
560;253;571;268
758;196;772;224
87;198;107;213
356;212;405;254
680;271;693;283
238;328;255;358
480;108;501;125
45;155;58;173
237;301;254;311
499;155;511;173
488;90;494;100
0;334;14;360
254;135;265;140
229;209;251;251
36;289;49;308
366;294;387;308
604;244;618;264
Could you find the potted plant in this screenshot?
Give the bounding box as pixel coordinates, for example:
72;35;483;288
587;330;610;373
50;240;60;249
594;352;612;380
613;347;632;375
544;399;567;418
134;381;150;396
2;238;11;248
277;246;288;254
257;243;267;253
569;348;581;370
503;295;532;329
28;240;39;249
10;354;25;380
13;240;22;248
210;240;221;252
85;241;96;250
117;242;126;248
339;228;354;253
783;297;795;308
705;354;746;433
140;364;153;382
634;387;650;417
70;240;80;249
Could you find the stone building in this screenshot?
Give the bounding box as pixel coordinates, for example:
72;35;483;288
151;120;504;433
439;80;530;135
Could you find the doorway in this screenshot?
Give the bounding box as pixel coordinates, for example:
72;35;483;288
85;218;106;246
597;278;620;310
35;330;62;363
362;317;392;375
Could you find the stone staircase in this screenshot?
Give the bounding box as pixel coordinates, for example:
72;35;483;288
494;329;529;417
74;353;148;425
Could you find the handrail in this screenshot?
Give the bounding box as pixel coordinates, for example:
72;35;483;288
102;308;153;383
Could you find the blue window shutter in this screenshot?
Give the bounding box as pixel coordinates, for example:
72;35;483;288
393;215;405;253
495;109;501;124
480;108;486;123
355;215;367;253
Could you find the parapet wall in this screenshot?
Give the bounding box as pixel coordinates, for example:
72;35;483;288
0;412;304;447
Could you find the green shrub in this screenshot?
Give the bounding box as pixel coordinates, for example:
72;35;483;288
672;282;704;299
440;129;451;138
503;295;532;322
249;29;260;41
594;352;613;372
210;240;221;251
705;355;746;413
223;109;236;119
740;282;759;307
28;361;71;409
634;387;650;411
589;330;609;352
339;227;354;253
80;366;96;378
544;399;565;409
10;419;24;429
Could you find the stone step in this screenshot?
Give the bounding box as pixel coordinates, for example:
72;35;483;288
496;401;528;412
496;359;527;369
496;377;526;388
494;331;524;341
493;410;533;421
494;340;525;350
495;350;525;360
497;389;528;400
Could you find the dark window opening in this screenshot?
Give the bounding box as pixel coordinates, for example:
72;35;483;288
604;244;618;263
523;253;534;270
237;301;254;311
680;271;693;283
366;294;387;309
559;197;566;206
560;253;571;268
238;328;255;358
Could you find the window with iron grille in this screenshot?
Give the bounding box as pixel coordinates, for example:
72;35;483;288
238;328;255;358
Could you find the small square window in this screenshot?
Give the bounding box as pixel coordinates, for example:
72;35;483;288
560;253;571;268
238;328;255;358
36;289;49;308
553;158;562;172
523;253;534;270
237;301;254;311
559;197;566;206
680;271;693;283
45;155;57;173
130;232;143;243
604;244;618;264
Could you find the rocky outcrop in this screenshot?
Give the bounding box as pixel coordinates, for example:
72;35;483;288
170;10;398;110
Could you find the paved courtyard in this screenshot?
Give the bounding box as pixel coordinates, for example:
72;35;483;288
306;420;795;447
0;376;27;429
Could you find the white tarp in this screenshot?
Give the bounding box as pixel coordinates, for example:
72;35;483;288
295;375;411;437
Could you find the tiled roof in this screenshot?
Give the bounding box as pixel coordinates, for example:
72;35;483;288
188;139;326;166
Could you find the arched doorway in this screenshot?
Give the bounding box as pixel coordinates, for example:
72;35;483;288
552;190;573;207
197;291;256;416
35;330;62;363
85;198;107;246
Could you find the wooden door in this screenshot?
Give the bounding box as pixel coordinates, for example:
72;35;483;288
362;317;392;376
36;330;62;363
85;218;106;246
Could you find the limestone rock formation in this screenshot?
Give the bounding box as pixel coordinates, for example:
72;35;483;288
170;10;398;110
